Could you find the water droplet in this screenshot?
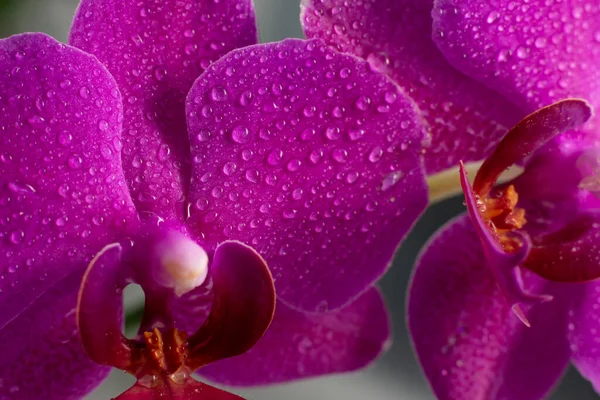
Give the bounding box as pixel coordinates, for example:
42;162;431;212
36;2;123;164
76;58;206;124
346;171;359;184
185;43;198;55
245;169;259;183
534;37;547;49
7;182;35;194
292;188;304;200
239;90;252;106
287;159;301;172
355;96;371;110
231;125;250;143
222;162;237;176
196;129;211;142
194;198;209;211
58;183;69;198
368;147;383;163
301;128;316;141
98;120;109;131
515;46;529;59
309;149;324;164
339;67;351;78
259;203;271;213
210;86;228;102
9;230;24;245
58;131;73;147
283;209;297;219
486;10;500;23
325;126;341;140
55;217;67;227
377;104;390;113
381;171;404;191
267;148;284;166
79;86;90;99
348;128;365;141
332;148;348;163
384;92;397;104
303;105;316;117
67;155;83;169
154;66;167;81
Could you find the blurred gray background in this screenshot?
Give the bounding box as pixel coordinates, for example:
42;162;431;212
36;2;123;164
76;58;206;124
0;0;595;399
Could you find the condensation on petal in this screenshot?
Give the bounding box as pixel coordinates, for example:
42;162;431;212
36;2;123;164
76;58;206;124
432;0;600;125
408;215;571;400
0;33;138;332
185;38;428;312
199;288;390;386
70;0;258;221
301;0;522;173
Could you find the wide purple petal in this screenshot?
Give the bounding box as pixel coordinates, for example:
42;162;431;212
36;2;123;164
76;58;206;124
185;38;428;312
568;280;600;393
408;215;572;400
0;271;109;400
69;0;258;221
199;288;390;386
301;0;522;173
0;33;138;330
432;0;600;116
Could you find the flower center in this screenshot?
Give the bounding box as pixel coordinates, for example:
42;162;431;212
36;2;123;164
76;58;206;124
77;234;275;399
129;328;191;387
475;184;526;252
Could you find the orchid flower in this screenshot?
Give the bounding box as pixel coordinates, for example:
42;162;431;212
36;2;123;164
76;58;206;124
301;0;600;398
0;1;434;398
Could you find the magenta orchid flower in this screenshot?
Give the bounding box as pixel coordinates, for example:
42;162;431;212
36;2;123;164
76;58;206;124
0;1;435;399
301;0;600;399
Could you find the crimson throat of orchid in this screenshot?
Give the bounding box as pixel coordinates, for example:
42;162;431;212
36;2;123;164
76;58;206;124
459;98;593;326
76;229;275;399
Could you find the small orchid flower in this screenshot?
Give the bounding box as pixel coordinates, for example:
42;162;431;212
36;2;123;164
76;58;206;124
0;0;433;398
302;0;600;398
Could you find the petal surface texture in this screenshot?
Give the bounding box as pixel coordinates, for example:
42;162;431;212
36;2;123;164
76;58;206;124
70;0;258;221
432;0;600;114
186;39;428;312
568;281;600;392
0;33;137;330
0;271;109;400
301;0;522;173
199;288;390;385
408;216;571;400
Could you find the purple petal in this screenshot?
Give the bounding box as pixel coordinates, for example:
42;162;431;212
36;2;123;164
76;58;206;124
408;216;572;400
473;99;592;196
432;0;600;115
187;241;275;370
525;213;600;282
568;280;600;392
185;38;428;312
199;288;390;386
301;0;522;173
0;33;138;330
69;0;258;221
0;271;109;400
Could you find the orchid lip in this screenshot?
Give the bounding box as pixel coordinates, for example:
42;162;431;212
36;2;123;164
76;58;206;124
76;229;276;398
